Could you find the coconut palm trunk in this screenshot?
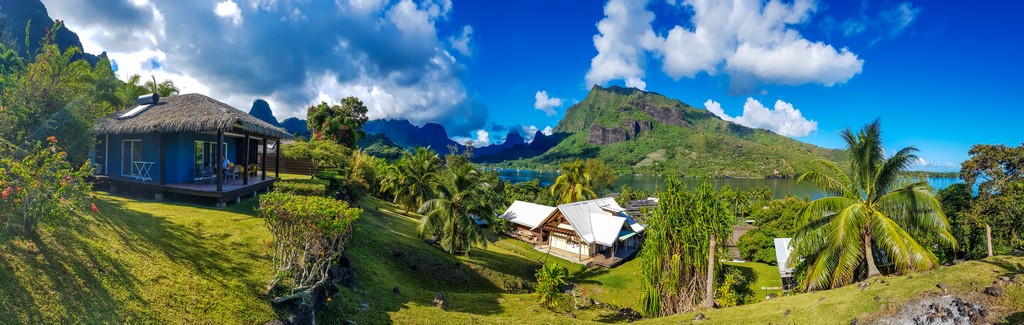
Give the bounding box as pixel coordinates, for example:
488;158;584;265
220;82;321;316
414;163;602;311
986;223;993;257
863;232;881;277
703;234;716;308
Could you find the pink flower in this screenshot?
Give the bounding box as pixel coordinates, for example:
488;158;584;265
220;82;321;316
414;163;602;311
91;203;99;214
47;136;57;143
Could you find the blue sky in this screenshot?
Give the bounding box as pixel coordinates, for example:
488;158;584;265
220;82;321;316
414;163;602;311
45;0;1023;171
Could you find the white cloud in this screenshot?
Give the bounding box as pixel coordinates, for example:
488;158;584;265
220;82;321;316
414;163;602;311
214;0;244;26
453;129;490;147
534;90;563;116
448;25;473;56
587;0;864;93
703;98;817;137
912;157;956;172
542;126;554;136
585;0;654;90
881;2;920;38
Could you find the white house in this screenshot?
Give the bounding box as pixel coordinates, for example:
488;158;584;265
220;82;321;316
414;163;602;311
500;197;646;267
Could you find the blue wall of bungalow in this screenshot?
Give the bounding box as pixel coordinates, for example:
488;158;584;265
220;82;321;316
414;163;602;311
97;132;266;184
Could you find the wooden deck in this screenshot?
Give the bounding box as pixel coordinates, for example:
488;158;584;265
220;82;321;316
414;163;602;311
590;246;638;268
92;174;278;205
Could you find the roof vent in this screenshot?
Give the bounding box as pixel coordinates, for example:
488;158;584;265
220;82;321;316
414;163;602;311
119;93;160;119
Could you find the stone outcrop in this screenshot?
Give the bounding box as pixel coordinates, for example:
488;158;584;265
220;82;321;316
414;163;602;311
630;100;689;127
587;119;653;145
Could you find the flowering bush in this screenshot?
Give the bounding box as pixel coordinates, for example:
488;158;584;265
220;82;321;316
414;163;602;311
274;179;328;197
260;192;361;295
0;137;93;233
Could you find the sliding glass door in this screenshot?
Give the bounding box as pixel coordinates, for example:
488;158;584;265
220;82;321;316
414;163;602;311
194;141;227;180
121;140;141;176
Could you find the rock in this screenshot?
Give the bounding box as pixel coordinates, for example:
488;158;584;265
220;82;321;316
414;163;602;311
784;309;791;316
858;282;870;290
819;297;825;302
433;292;449;310
936;282;948;293
874;296;882;301
694;313;706;321
983;285;1004;297
496;298;505;303
392;287;401;295
907;275;913;280
264;320;286;325
1012;274;1024;285
849;318;858;325
617;307;642;322
998;275;1010;283
359;301;369;312
765;293;779;300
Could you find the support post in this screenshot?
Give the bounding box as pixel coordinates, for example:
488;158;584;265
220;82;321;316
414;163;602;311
216;131;224;192
275;139;280;178
159;133;166;185
261;138;267;180
104;134;109;175
243;134;250;185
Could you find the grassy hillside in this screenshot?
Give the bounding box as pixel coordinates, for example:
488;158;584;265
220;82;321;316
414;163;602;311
497;85;845;178
3;190;1021;324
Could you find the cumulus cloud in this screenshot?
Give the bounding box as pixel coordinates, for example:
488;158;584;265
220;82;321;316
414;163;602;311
448;25;473;56
586;0;654;90
214;0;243;26
703;98;817;137
534;90;563;116
912;157;956;172
542;126;554;136
41;0;484;134
587;0;864;93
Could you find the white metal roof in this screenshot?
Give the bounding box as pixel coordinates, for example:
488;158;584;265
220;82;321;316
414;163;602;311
556;197;646;246
774;238;794;278
500;200;556;229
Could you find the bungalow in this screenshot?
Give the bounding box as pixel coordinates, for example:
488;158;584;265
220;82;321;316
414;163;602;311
91;93;292;206
774;237;797;289
501;197;645;267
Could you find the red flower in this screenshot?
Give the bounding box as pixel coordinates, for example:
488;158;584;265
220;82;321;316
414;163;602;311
1;187;9;199
47;136;57;143
91;203;99;214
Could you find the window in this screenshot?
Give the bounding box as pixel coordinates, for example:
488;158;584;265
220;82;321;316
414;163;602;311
121;140;142;176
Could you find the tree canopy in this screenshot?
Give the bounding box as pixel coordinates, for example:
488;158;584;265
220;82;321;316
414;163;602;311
307;97;369;148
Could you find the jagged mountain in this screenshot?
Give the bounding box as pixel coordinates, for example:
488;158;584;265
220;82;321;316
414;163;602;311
247;99;280;127
280;117;311;139
509;85;844;178
0;0;99;64
362;119;462;153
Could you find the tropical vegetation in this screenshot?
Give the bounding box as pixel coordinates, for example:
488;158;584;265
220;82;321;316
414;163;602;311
550;159;596;204
638;179;732;317
790;119;955;291
417;161;495;255
534;263;569;309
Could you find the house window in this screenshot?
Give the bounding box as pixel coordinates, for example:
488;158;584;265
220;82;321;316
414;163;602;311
121;139;141;176
194;141;227;180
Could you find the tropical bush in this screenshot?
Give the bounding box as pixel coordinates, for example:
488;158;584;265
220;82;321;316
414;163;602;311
0;136;93;233
306;97;368;148
274;179;328;197
418;163;495;255
259;192;362;295
715;267;753;307
534;263;568;309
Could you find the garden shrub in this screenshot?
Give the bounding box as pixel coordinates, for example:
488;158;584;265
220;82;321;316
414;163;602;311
534;263;569;309
0;137;93;233
274;179;328;197
259;192;362;295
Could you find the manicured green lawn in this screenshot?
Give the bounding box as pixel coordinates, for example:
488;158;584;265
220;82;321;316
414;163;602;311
0;193;276;323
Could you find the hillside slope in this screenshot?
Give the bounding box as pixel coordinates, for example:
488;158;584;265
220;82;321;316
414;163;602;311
501;85;844;177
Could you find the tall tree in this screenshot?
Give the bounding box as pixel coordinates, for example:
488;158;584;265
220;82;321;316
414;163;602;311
585;158;617;195
790;119;956;291
550;159;595;204
393;147;441;212
118;74;149;106
418;163;494;255
307;97;368;148
960;143;1024;256
639;179;731;316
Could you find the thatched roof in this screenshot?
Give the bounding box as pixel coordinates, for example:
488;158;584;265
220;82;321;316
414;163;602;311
97;93;293;139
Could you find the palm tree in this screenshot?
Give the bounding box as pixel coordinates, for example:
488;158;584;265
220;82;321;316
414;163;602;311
417;163;494;255
144;75;180;97
118;74;149;107
393;147;441;212
790;119;956;291
550;159;595;204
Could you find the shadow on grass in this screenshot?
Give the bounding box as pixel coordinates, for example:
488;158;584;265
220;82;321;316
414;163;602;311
978;257;1024;277
0;201;149;322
